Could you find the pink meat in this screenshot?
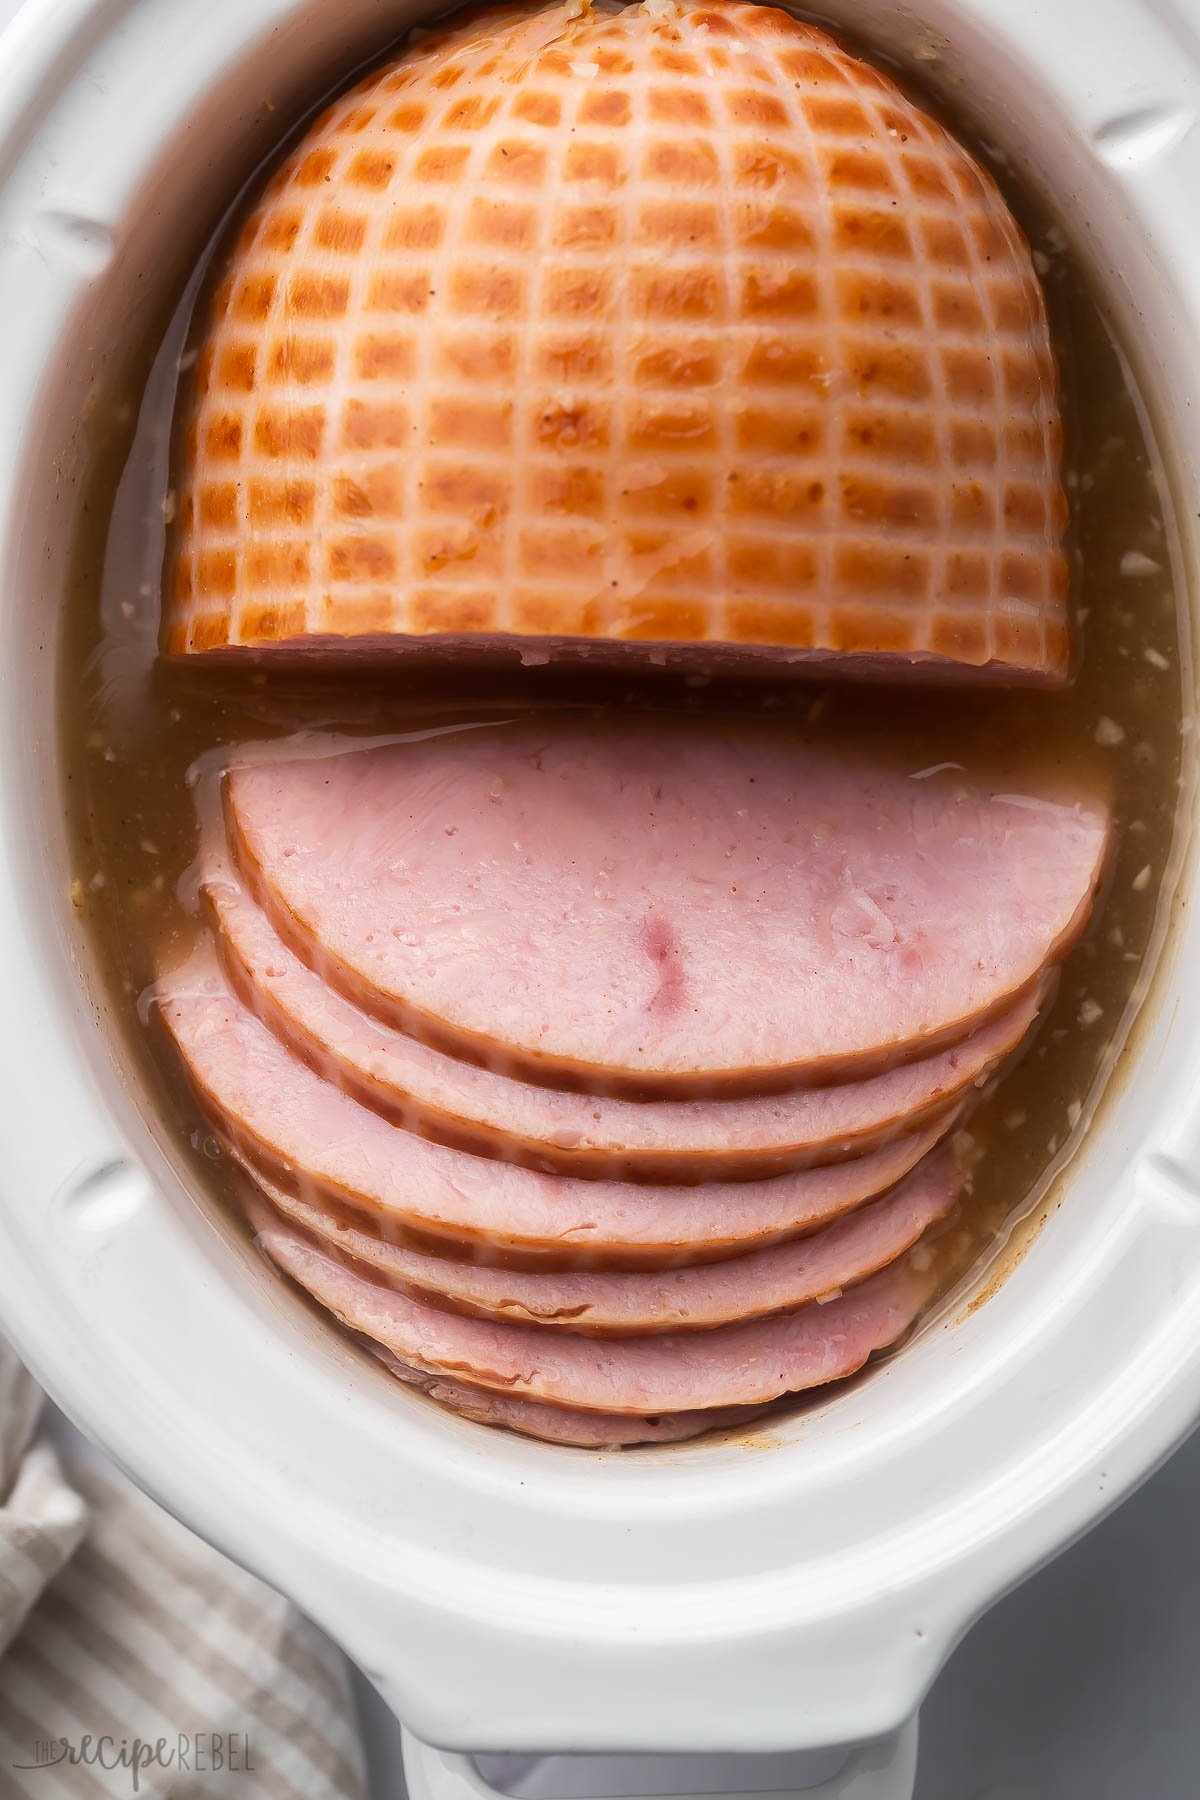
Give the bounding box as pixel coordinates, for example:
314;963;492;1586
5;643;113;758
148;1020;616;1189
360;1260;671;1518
158;948;956;1266
226;719;1110;1094
372;1351;770;1448
208;849;1047;1180
255;1151;957;1332
256;1207;933;1412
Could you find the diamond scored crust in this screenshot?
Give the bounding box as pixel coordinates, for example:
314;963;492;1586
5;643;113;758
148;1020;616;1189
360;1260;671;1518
170;0;1069;677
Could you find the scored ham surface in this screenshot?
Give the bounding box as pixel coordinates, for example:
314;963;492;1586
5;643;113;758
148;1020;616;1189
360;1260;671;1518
372;1350;771;1446
207;850;1047;1179
256;1150;958;1332
158;948;955;1266
168;0;1068;682
256;1206;933;1411
226;720;1110;1093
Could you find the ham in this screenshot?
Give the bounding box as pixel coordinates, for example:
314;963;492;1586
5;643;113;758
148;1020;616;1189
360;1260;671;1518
373;1351;771;1447
157;948;957;1266
255;1206;934;1412
168;0;1068;683
226;719;1109;1093
255;1150;958;1332
207;850;1047;1179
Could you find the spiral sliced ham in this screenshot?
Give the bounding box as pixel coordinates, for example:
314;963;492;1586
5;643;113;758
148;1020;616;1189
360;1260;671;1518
226;720;1109;1093
256;1206;933;1411
158;948;955;1266
256;1149;957;1332
207;850;1046;1179
373;1351;769;1446
168;0;1068;682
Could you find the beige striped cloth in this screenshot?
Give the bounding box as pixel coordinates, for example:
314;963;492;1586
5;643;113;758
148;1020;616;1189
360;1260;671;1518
0;1343;366;1799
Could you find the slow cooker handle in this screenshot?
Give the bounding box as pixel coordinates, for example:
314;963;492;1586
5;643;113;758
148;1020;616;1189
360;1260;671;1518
400;1722;919;1800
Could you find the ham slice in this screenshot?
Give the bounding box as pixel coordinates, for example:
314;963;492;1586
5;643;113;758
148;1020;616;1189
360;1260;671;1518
255;1207;933;1412
158;948;956;1266
168;0;1068;683
226;720;1109;1093
373;1351;770;1447
207;851;1047;1179
254;1149;958;1332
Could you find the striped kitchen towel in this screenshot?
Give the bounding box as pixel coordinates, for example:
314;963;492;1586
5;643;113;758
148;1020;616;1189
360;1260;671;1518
0;1342;366;1799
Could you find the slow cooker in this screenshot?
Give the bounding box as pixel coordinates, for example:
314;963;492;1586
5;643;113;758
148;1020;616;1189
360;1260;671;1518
0;1;1197;1796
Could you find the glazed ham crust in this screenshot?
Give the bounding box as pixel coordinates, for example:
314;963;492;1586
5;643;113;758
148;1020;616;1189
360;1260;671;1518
169;0;1068;680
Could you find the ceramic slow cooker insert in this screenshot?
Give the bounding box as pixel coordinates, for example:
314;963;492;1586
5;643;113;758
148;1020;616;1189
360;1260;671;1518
0;0;1197;1789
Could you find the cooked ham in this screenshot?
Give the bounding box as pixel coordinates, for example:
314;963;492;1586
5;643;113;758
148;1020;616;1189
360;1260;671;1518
373;1350;770;1447
206;850;1047;1179
158;948;956;1266
168;0;1068;683
255;1206;933;1411
256;1149;957;1332
226;719;1109;1093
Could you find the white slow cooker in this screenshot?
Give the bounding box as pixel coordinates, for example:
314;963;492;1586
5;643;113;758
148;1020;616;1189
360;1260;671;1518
0;2;1197;1797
